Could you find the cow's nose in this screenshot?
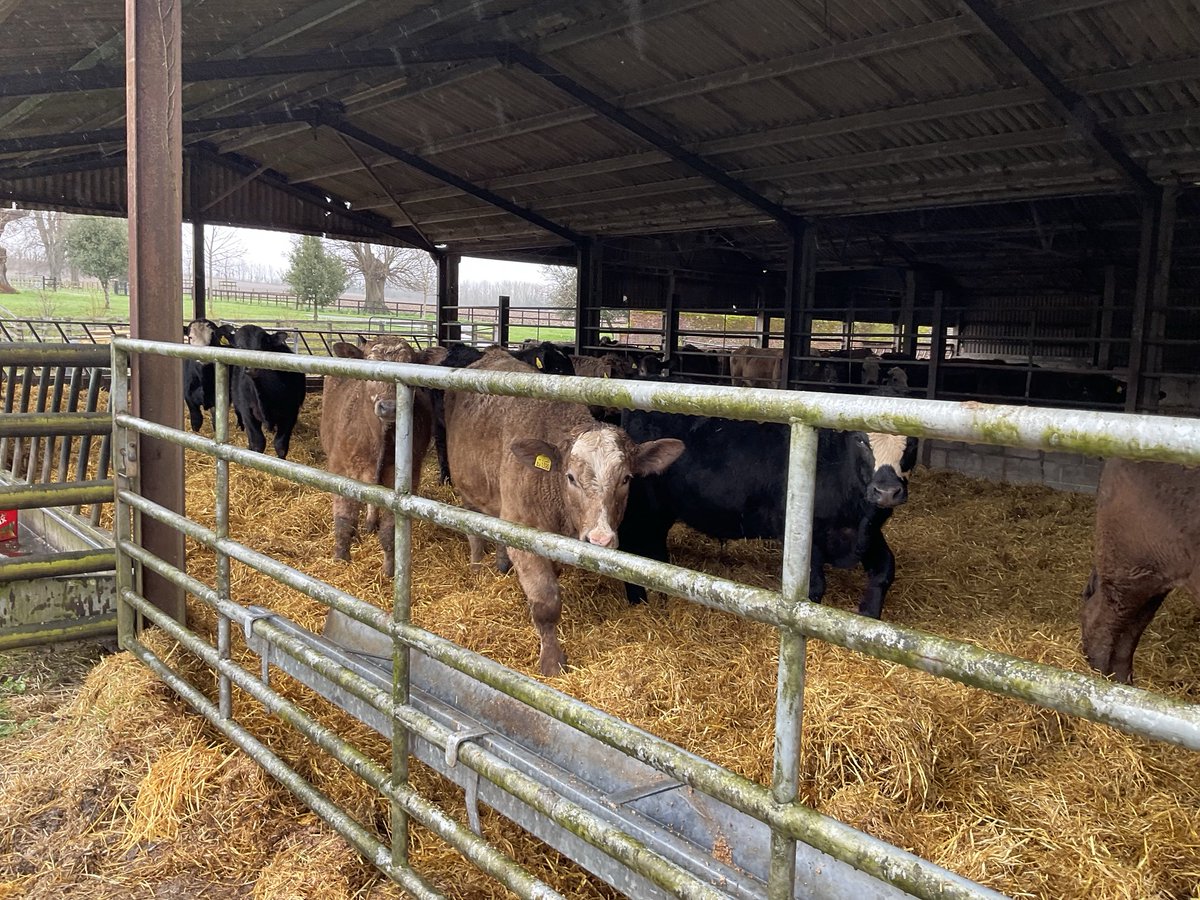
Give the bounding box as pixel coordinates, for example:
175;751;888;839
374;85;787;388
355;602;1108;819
584;529;617;548
868;483;905;508
374;399;396;421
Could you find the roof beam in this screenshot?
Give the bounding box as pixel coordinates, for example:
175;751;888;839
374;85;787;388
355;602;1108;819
0;108;319;154
958;0;1156;196
324;116;584;245
0;44;509;99
193;145;435;252
506;47;799;229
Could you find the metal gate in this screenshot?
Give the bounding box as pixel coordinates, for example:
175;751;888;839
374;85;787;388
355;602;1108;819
110;337;1200;900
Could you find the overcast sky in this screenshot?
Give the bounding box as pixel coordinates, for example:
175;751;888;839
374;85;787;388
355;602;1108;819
242;226;545;282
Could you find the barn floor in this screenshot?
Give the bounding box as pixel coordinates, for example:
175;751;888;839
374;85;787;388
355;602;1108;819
1;398;1198;900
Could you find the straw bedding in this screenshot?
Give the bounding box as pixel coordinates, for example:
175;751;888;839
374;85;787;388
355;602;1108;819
1;396;1198;899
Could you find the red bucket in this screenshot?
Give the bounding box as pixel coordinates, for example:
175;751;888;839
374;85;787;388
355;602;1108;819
0;509;16;543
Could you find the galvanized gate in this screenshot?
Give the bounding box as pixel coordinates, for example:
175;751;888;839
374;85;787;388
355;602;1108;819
109;337;1200;900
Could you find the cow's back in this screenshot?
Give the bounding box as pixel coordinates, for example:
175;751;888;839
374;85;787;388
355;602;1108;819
1096;458;1200;595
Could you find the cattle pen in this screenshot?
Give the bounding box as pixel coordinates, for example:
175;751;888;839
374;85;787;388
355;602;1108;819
4;0;1200;896
9;337;1181;899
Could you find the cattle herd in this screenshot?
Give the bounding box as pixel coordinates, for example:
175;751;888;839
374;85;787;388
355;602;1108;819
182;319;1193;684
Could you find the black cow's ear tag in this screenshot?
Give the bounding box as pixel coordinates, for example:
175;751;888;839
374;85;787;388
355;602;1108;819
219;336;231;346
534;454;553;472
602;372;610;378
535;357;544;369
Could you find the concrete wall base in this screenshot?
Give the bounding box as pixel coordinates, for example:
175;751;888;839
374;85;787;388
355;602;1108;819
924;440;1102;494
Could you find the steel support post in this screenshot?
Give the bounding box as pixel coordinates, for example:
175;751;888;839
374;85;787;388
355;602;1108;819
899;269;918;357
190;157;207;322
662;289;680;363
497;295;510;348
781;224;817;389
437;253;461;343
574;239;602;354
1095;264;1116;370
126;0;186;623
921;289;947;468
1126;187;1175;412
391;382;416;867
768;422;819;898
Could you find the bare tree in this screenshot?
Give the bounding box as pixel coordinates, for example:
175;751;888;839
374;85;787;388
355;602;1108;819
329;241;425;314
540;264;577;310
408;252;438;317
0;209;30;293
31;211;69;284
204;226;245;287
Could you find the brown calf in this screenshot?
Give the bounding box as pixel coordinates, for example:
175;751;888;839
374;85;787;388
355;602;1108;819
1081;457;1200;684
729;346;782;388
444;349;684;675
320;337;432;577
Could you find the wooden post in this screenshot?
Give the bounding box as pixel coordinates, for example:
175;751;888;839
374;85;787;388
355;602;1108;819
127;0;185;623
436;253;460;343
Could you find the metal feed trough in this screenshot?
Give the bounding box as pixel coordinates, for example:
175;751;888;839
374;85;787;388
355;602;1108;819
108;337;1200;900
0;344;117;648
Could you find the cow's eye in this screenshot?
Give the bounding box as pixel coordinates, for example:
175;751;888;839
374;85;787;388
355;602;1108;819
622;474;632;484
566;473;577;485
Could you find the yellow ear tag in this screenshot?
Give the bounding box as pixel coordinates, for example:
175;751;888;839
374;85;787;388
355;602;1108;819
534;454;553;471
535;357;544;369
602;372;610;378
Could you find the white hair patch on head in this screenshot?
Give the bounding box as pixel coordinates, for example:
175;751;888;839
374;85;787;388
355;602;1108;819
569;428;626;485
867;433;911;475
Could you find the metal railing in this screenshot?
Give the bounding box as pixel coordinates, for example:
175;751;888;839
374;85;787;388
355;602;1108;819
110;337;1200;900
0;343;117;646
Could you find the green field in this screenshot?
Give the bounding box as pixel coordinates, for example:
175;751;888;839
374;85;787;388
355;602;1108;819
0;287;584;347
0;286;399;324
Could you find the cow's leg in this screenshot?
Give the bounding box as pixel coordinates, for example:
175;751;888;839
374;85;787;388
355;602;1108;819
431;391;452;484
807;543;827;603
273;420;295;459
857;528;895;619
1081;568;1169;684
468;534;488;574
377;506;396;579
495;544;512;574
186;400;204;433
364;506;380;535
243;415;268;453
333;495;359;563
509;548;566;676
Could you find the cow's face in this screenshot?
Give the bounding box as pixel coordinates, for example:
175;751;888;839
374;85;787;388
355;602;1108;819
363;338;417;422
186;318;217;346
862;433;919;508
512;427;684;547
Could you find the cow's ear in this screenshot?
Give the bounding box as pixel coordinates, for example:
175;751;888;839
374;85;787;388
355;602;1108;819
511;439;560;474
333;342;364;359
632;438;684;476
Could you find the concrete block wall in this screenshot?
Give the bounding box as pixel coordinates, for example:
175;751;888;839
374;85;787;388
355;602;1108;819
924;440;1102;494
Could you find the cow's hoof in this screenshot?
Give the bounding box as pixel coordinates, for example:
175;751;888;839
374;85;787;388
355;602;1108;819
495;554;512;575
333;549;351;563
539;650;567;677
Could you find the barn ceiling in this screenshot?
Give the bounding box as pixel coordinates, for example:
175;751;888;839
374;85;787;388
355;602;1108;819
0;0;1198;278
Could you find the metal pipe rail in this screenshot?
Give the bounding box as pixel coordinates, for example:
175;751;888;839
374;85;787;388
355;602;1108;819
111;337;1200;900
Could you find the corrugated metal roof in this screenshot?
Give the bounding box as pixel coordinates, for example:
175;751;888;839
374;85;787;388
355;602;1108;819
0;0;1197;272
